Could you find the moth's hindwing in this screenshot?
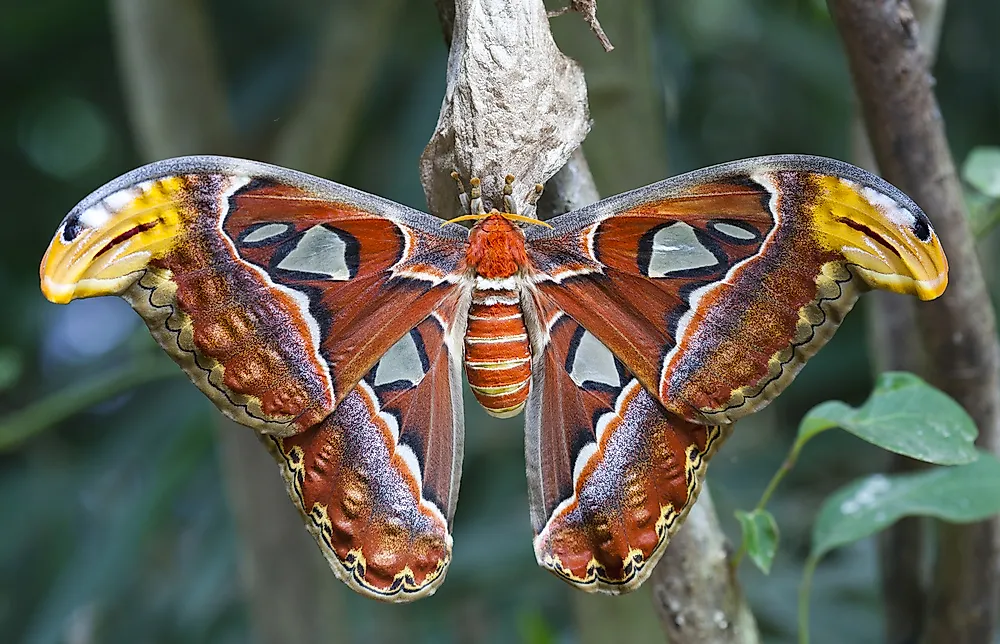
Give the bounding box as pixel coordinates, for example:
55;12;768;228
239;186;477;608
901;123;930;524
263;306;466;602
524;309;727;592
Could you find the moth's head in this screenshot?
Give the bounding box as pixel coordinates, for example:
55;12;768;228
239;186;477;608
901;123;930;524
810;175;948;301
40;177;184;304
477;210;522;233
448;209;551;233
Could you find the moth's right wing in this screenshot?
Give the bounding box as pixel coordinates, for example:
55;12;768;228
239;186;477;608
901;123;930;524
525;155;948;426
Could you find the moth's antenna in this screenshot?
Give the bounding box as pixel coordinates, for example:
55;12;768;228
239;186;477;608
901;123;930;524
524;183;545;219
450;171;470;214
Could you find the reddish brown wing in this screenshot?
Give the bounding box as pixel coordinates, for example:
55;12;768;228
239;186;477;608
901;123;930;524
523;307;725;592
40;156;469;435
527;177;773;415
263;304;465;601
525;155;947;425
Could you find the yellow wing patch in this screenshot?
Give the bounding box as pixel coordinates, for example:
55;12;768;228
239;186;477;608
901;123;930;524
40;176;188;303
808;175;948;300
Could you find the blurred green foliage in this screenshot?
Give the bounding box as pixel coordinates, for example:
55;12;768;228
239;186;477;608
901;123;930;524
800;452;1000;643
727;373;994;642
1;1;999;643
963;146;1000;236
795;372;980;466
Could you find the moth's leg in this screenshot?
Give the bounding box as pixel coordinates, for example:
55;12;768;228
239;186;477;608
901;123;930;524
469;177;486;215
524;182;544;219
450;171;470;214
503;174;518;214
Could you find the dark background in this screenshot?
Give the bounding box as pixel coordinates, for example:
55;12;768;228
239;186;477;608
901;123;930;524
1;1;998;642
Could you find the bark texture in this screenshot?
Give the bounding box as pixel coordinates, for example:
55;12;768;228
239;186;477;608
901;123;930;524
420;0;590;221
650;490;759;644
857;2;945;642
829;1;1000;642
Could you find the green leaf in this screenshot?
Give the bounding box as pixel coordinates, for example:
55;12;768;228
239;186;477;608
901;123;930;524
735;509;779;574
797;372;977;465
800;453;1000;643
810;452;1000;560
963;146;1000;197
966;189;1000;238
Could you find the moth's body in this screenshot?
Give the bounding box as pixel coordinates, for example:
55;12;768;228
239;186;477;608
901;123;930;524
39;154;949;603
463;213;533;417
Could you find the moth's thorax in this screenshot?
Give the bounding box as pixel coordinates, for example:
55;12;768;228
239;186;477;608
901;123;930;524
465;212;530;279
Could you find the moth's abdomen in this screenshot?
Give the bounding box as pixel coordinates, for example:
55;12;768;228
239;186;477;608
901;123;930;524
464;288;531;418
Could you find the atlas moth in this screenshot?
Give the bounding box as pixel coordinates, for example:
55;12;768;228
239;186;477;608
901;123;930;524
40;155;947;601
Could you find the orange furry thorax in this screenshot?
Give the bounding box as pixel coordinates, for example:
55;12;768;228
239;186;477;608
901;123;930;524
465;214;529;278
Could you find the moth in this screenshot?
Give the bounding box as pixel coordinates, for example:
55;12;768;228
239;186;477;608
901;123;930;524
40;155;948;602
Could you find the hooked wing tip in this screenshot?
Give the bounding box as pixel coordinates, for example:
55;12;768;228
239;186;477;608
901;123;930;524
805;174;950;301
39;176;194;303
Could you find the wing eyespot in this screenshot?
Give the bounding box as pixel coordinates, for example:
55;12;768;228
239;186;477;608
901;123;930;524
912;212;932;243
61;213;84;242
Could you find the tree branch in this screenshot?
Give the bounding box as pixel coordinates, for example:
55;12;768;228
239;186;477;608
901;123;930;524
828;2;1000;642
548;0;614;52
536;147;600;216
650;490;759;644
109;0;234;158
271;0;404;176
853;2;946;642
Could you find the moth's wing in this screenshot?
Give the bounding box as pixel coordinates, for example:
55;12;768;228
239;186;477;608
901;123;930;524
40;156;469;435
523;308;726;593
263;301;467;602
525;154;948;424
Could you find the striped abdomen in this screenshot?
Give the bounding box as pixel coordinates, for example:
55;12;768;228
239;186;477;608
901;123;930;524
464;287;532;418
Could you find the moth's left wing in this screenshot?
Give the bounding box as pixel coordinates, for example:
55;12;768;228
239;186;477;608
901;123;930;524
525;155;948;425
263;300;467;602
523;307;726;593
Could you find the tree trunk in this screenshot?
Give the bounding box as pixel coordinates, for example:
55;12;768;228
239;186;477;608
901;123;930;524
829;1;1000;642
